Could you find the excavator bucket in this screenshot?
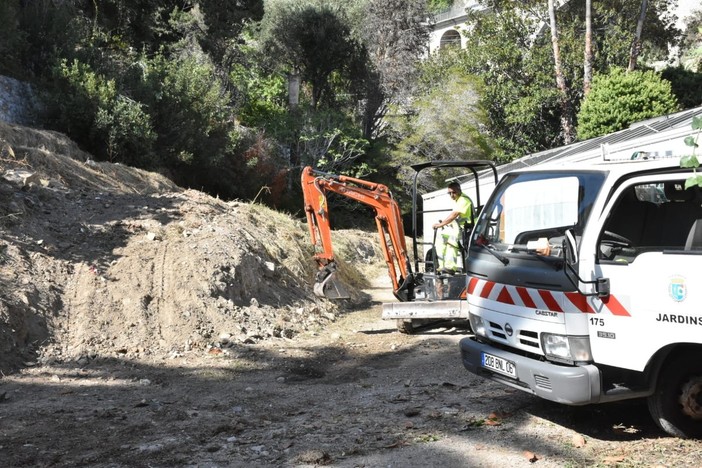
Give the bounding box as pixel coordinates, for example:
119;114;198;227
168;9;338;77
313;264;350;300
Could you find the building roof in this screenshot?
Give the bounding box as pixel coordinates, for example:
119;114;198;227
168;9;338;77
493;105;702;177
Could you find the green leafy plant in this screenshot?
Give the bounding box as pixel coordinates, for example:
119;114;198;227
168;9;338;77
680;115;702;188
577;68;679;140
95;96;156;166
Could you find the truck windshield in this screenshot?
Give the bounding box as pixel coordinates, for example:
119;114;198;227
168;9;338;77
471;171;606;254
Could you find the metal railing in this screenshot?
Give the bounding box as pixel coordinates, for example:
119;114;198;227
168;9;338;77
433;1;470;23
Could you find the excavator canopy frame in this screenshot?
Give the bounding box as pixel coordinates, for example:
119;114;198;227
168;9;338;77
409;160;498;276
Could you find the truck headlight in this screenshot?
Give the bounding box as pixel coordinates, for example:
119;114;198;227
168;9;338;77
469;313;487;337
540;333;592;364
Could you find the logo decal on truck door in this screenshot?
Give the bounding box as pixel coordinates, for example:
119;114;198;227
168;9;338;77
669;276;686;302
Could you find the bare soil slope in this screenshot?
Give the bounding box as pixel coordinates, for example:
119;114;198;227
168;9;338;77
0;120;376;374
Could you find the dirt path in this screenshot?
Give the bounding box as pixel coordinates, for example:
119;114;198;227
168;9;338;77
3;277;702;467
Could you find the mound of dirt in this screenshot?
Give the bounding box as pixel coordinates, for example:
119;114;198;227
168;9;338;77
0;120;379;374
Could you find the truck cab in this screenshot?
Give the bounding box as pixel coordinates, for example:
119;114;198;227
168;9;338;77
460;157;702;438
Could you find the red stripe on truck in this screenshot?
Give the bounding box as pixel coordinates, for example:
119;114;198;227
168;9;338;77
517;287;537;308
601;294;631;316
538;290;563;312
565;292;595;313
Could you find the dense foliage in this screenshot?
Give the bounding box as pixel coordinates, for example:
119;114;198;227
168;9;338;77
0;0;700;211
577;67;679;139
425;0;694;160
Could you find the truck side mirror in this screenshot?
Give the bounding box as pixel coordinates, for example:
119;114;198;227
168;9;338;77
562;228;610;298
597;278;610;298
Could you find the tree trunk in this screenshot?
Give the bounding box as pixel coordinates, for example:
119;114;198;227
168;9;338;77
548;0;575;144
584;0;593;95
628;0;648;71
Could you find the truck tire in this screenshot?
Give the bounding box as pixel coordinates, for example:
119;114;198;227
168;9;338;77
647;358;702;438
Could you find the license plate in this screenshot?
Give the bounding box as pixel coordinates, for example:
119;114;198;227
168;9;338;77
481;352;517;378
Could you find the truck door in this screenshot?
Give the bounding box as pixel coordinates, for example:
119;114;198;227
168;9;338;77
591;175;702;371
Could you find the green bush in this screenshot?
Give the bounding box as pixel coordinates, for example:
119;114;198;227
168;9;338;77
577;67;679;140
46;59;116;140
44;59;157;167
94;96;156;167
138;54;234;171
230;52;288;129
661;66;702;110
296;108;370;175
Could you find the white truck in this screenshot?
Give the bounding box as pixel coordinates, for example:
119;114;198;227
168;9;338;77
459;154;702;438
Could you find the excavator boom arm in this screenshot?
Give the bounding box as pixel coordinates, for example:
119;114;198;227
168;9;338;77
301;166;414;301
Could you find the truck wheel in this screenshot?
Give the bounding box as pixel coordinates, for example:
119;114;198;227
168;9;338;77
396;319;414;334
647;358;702;438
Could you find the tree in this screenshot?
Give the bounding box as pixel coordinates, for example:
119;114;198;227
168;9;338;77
197;0;264;65
661;66;702;109
628;0;649;71
357;0;431;139
679;8;702;72
361;0;430;102
583;0;593;95
457;4;564;160
576;67;679;140
388;67;494;177
548;0;575;144
427;0;454;13
259;2;362;109
139;54;234;171
446;0;682;161
295;108;369;173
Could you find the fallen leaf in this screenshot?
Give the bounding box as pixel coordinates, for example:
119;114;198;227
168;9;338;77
524;451;539;463
611;423;639;435
488;410;511;420
572;434;586;448
383;440;408;449
603;455;627;464
484;411;504;426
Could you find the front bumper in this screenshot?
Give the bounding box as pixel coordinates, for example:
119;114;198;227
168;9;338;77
459;336;602;405
382;299;467;320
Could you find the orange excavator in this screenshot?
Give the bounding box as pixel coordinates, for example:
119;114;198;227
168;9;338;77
301;166;415;302
302;161;499;334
